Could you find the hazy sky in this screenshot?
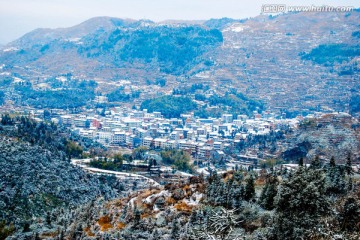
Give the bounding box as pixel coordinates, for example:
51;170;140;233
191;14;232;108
0;0;359;44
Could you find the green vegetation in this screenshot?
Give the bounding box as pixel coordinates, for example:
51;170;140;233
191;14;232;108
89;154;124;171
15;79;97;109
1;113;14;125
172;83;209;95
141;91;263;119
209;92;264;116
272;168;329;239
132;146;148;160
160;149;194;173
195;92;265;118
0;115;120;236
204;154;359;239
350;95;360;115
1;115;103;158
204;17;242;29
0;76;13;87
80;26;223;75
301;44;360;65
0;221;15;240
259;175;278;210
106;86;140;102
141;95;197;118
65;141;83;159
352;30;360;38
0;91;4;105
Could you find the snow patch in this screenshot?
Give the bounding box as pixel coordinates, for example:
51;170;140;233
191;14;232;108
13;77;24;83
67;38;81;42
128;197;138;210
56;76;68;82
223;24;249;33
3;47;18;52
143;190;170;204
184;192;203;206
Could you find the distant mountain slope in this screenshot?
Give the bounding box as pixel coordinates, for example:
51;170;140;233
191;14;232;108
0;12;359;112
9;17;146;49
0;17;222;77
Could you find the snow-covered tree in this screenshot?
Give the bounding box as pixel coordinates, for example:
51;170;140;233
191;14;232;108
272;168;330;239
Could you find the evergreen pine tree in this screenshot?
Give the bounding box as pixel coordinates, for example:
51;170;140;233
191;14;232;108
189;211;197;224
260;176;278;210
259;181;269;205
345;153;353;176
338;197;360;232
244;174;255;201
133;208;141;227
298;157;304;167
232;185;244;210
329;156;336;167
326;156;346;195
34;232;41;240
46;211;51;226
59;230;64;240
171;219;179;239
310;155;321;169
347;177;353;192
272;168;329;239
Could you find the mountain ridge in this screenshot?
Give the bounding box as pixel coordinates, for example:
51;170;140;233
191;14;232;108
0;12;359;113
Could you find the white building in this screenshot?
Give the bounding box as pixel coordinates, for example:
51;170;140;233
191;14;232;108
222;114;233;123
112;131;126;144
142;137;153;148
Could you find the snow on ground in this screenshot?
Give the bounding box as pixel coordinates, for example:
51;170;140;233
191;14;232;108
71;159;160;186
3;47;18;52
223;24;249;33
143;190;170;204
196;167;210;176
184;192;203;206
176;171;193;177
128;197;138;210
13;77;24;83
56;76;68;82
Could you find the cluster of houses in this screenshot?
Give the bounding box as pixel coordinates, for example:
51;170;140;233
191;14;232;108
52;107;300;161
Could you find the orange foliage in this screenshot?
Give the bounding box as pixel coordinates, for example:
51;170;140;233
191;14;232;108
174;201;193;213
224;173;234;182
166;197;177;205
98;215;113;231
117;222;126;230
255;178;266;186
84;227;95;237
40;231;58;238
141;212;151;219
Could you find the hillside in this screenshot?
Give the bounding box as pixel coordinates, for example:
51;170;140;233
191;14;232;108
281;113;360;162
0;116;138;238
8;167;358;240
0;11;359;114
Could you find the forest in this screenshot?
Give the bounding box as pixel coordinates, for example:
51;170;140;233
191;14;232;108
301;44;360;65
79;25;223;75
14;79;97;109
140;95;198;118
